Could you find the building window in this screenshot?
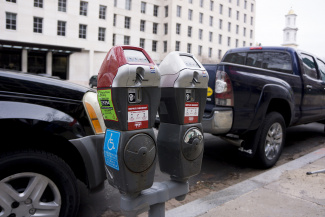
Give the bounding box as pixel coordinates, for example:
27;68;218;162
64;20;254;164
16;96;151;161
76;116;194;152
237;0;240;6
209;31;213;42
219;19;223;29
164;23;168;34
250;30;253;39
34;0;43;8
58;0;67;12
228;8;232;17
6;0;16;2
200;0;204;7
188;26;192;37
79;24;87;39
209;48;212;58
125;17;131;29
218;34;222;44
165;6;168;17
210;1;214;11
33;17;43;33
227;37;231;46
209;16;213;26
114;0;117;7
251;3;254;12
176;23;181;35
199;29;203;40
177;5;181;17
243;27;246;36
198;45;202;56
153;23;158;34
218;49;222;59
236;25;239;34
99;5;106;19
112;34;116;46
244;14;247;23
140;38;145;48
228;22;231;32
219;4;223;14
113;14;116;26
187;43;192;53
6;12;17;30
243;41;246;47
80;1;88;16
236;39;238;47
124;36;130;45
57;21;66;36
98;27;105;41
175;41;180;51
244;0;247;9
236;11;239;20
199;13;203;24
189;0;193;3
141;2;146;13
140;20;145;32
152;41;157;52
251;17;254;25
164;41;167;52
188;9;193;20
154;5;159;17
125;0;131;10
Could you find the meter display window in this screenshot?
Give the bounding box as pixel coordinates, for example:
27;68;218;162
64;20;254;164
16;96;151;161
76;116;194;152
124;49;150;63
180;55;201;68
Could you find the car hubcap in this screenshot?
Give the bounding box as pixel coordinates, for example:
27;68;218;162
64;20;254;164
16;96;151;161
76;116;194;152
0;172;61;217
264;122;283;160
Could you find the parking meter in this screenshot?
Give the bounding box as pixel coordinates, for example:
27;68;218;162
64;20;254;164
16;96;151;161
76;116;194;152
157;52;208;182
97;46;160;196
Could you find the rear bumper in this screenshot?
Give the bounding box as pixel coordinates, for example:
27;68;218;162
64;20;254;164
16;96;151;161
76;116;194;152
202;107;233;134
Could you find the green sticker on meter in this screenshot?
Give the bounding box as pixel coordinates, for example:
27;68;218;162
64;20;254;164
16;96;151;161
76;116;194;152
97;89;118;121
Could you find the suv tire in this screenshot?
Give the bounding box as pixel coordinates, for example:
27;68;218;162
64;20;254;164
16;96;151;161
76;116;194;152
0;150;80;217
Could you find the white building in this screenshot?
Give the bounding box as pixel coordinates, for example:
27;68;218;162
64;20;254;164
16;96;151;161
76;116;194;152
282;9;298;48
0;0;255;86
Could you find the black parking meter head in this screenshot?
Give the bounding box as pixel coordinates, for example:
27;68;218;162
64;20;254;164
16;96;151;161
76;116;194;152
97;46;161;195
157;52;208;181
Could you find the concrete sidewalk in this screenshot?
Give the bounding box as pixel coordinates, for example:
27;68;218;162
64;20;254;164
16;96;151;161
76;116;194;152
166;148;325;217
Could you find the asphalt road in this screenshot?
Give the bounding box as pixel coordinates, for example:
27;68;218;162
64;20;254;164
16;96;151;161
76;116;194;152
77;122;325;217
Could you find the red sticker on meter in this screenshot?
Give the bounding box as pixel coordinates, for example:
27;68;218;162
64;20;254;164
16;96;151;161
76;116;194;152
184;102;199;124
128;105;149;130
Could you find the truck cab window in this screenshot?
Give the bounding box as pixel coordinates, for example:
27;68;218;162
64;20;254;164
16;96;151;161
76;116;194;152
316;59;325;81
262;52;292;74
301;53;318;79
246;52;263;68
223;52;246;65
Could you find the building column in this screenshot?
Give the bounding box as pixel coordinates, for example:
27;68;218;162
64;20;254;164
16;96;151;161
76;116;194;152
89;49;94;78
22;49;28;72
46;51;52;75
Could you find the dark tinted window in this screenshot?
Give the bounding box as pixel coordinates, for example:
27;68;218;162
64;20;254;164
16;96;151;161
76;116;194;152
316;59;325;81
223;52;246;65
301;53;317;79
262;52;292;74
246;52;263;68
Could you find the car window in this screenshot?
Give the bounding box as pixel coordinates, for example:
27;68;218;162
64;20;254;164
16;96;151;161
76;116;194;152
246;52;263;68
223;52;246;65
262;52;292;74
316;59;325;81
300;53;318;79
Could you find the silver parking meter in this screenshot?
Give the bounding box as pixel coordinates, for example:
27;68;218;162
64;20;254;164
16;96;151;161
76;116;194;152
97;46;160;196
157;52;209;182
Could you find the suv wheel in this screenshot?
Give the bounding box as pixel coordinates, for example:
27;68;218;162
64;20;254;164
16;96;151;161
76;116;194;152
255;112;286;168
0;150;80;217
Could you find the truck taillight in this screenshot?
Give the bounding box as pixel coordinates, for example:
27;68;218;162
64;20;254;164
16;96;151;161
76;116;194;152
215;70;234;106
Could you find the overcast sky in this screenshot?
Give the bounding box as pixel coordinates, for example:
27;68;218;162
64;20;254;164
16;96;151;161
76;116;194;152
255;0;325;59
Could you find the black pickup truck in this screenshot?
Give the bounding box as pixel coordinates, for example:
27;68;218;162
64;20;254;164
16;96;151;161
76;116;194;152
202;46;325;168
0;70;107;217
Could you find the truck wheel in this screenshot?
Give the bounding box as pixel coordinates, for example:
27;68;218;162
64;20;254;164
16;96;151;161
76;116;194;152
0;150;80;217
255;112;286;168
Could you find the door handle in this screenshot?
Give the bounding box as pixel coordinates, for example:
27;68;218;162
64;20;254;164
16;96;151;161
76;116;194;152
306;85;313;89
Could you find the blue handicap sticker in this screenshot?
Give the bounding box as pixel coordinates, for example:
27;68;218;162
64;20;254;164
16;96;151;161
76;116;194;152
103;129;121;171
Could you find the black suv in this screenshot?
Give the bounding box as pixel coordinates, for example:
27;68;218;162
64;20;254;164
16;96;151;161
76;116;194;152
0;70;106;217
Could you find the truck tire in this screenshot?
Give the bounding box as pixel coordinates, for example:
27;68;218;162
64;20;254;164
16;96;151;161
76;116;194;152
0;150;80;217
255;112;286;168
